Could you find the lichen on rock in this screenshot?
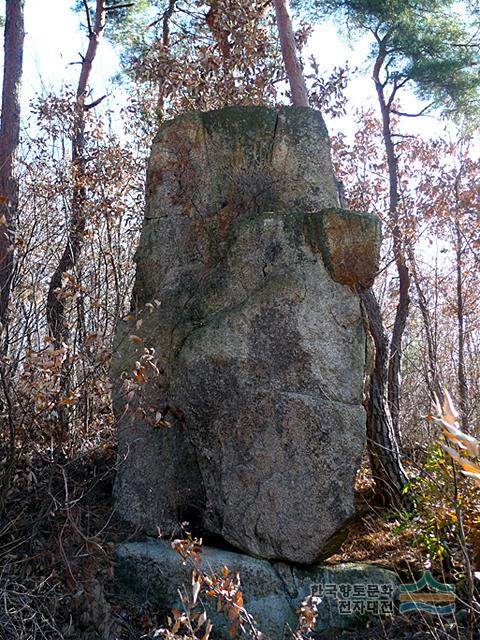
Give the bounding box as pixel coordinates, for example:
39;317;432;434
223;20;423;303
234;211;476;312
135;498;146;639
112;105;381;564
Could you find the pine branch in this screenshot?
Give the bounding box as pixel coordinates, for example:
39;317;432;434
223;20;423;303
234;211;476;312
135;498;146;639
105;3;135;11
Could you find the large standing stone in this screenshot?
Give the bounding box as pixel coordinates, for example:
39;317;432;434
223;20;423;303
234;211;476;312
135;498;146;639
111;106;381;564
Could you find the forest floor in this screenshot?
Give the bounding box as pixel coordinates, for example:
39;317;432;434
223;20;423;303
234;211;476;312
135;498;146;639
0;442;476;640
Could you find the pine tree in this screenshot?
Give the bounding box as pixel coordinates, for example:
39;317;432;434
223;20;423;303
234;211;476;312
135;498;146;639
293;0;479;502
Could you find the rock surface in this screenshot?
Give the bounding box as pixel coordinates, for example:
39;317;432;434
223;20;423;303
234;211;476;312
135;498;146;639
112;106;381;563
116;539;400;639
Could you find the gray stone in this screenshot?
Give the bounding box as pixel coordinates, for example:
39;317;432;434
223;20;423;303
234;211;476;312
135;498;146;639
111;106;381;564
115;539;400;639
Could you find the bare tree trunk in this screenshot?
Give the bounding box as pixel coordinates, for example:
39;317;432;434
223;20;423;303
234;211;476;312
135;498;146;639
373;41;410;439
273;0;309;107
157;0;177;114
455;217;469;432
408;246;443;404
47;0;107;344
46;0;106;447
0;0;25;513
0;0;24;341
360;289;409;505
387;250;410;431
274;22;408;504
334;38;410;505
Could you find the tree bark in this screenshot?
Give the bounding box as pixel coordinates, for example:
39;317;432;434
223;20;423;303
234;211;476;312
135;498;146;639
46;0;106;447
157;0;177;113
46;0;107;344
0;0;24;512
0;0;25;339
407;246;443;404
360;289;409;505
455;216;469;432
273;0;309;107
275;17;408;504
373;42;410;439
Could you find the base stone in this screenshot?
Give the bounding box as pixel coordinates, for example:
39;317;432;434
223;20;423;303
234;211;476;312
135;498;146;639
115;539;399;639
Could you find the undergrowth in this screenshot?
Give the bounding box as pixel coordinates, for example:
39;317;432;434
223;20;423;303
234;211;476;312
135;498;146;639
0;391;479;639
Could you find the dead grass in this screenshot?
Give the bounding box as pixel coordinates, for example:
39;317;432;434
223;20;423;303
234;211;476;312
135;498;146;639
0;445;474;639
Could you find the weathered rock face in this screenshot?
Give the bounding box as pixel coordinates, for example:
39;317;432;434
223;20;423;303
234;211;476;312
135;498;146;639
112;106;381;564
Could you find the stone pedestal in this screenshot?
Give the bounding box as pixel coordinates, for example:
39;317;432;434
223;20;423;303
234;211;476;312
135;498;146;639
116;540;399;639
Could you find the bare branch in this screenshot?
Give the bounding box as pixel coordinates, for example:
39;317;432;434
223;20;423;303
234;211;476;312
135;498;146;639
163;0;178;47
391;103;435;118
84;94;108;110
391;133;418;139
392;76;411;92
82;0;93;37
386;80;398;108
77;0;107;101
105;2;134;11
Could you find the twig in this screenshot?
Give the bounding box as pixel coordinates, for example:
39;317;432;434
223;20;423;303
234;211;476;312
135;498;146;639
105;2;134;11
82;0;93;37
84;94;108;110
